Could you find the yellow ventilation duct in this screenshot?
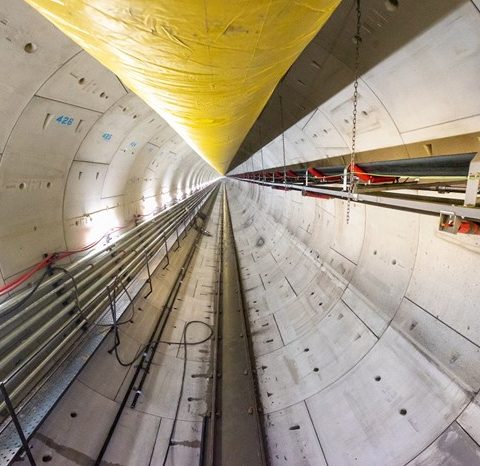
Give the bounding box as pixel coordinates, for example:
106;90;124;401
26;0;340;173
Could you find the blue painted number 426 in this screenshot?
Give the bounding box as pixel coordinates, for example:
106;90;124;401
56;115;74;126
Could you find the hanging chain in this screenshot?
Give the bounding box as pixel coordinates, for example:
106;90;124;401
346;0;362;224
280;95;287;186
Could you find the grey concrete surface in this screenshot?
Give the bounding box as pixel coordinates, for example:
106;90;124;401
16;192;223;465
226;180;480;465
0;0;480;465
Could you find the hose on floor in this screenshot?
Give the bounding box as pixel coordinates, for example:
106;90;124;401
161;320;214;465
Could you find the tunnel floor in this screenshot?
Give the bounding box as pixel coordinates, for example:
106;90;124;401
10;180;480;466
16;189;223;465
14;186;266;466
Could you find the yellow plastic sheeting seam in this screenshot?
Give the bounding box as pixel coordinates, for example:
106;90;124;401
26;0;340;173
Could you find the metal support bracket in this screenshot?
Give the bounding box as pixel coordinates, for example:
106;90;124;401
0;383;36;466
162;236;170;270
174;228;181;251
438;211;461;234
143;252;153;299
464;152;480;207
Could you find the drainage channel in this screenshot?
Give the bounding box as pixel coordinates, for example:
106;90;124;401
202;185;267;465
1;185;216;466
94;185;221;465
13;182;265;465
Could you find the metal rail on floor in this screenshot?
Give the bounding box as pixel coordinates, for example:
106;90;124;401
202;184;224;466
0;184;216;466
94;185;220;465
201;186;267;466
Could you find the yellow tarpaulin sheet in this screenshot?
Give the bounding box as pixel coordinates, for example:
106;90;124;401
26;0;340;173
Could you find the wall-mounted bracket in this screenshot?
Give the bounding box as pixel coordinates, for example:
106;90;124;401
464;152;480;207
439;211;461;234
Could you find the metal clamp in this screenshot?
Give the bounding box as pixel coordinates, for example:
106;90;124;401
464;152;480;207
438;211;461;234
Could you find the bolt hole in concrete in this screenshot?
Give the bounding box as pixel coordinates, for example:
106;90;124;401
313;368;319;372
70;412;77;418
385;0;399;12
46;182;51;188
19;182;26;190
289;425;301;431
304;348;309;352
373;250;377;255
78;77;85;84
392;259;397;265
400;408;407;416
42;455;52;462
375;376;381;381
24;42;37;53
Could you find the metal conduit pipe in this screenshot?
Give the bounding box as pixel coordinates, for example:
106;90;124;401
0;189;214;424
1;188;212;369
4;239;172;410
0;188;205;311
0;185;216;418
0;200;205;380
0;187;210;316
94;185;220;465
4;288;117;409
0;190;211;361
0;187;212;335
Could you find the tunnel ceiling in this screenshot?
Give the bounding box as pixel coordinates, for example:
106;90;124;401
25;0;340;174
228;0;465;172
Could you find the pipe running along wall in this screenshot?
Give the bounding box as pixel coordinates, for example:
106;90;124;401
226;179;480;464
0;0;218;299
1;0;480;465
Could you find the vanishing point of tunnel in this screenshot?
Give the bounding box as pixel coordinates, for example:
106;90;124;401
0;0;480;465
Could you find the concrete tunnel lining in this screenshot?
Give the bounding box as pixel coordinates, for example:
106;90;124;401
226;180;480;464
0;0;480;464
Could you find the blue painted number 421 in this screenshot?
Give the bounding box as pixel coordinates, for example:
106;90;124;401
56;115;74;126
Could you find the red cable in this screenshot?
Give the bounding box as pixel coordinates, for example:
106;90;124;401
0;221;134;296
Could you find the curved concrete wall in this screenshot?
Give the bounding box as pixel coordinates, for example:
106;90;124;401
0;0;217;288
227;180;480;465
230;0;480;174
2;0;480;464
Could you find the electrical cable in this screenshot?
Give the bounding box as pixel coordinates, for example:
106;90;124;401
162;320;214;465
0;222;134;296
156;321;214;347
0;269;50;320
96;275;136;328
0;255;53;296
104;273;148;367
248;171;468;183
52;266;90;327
